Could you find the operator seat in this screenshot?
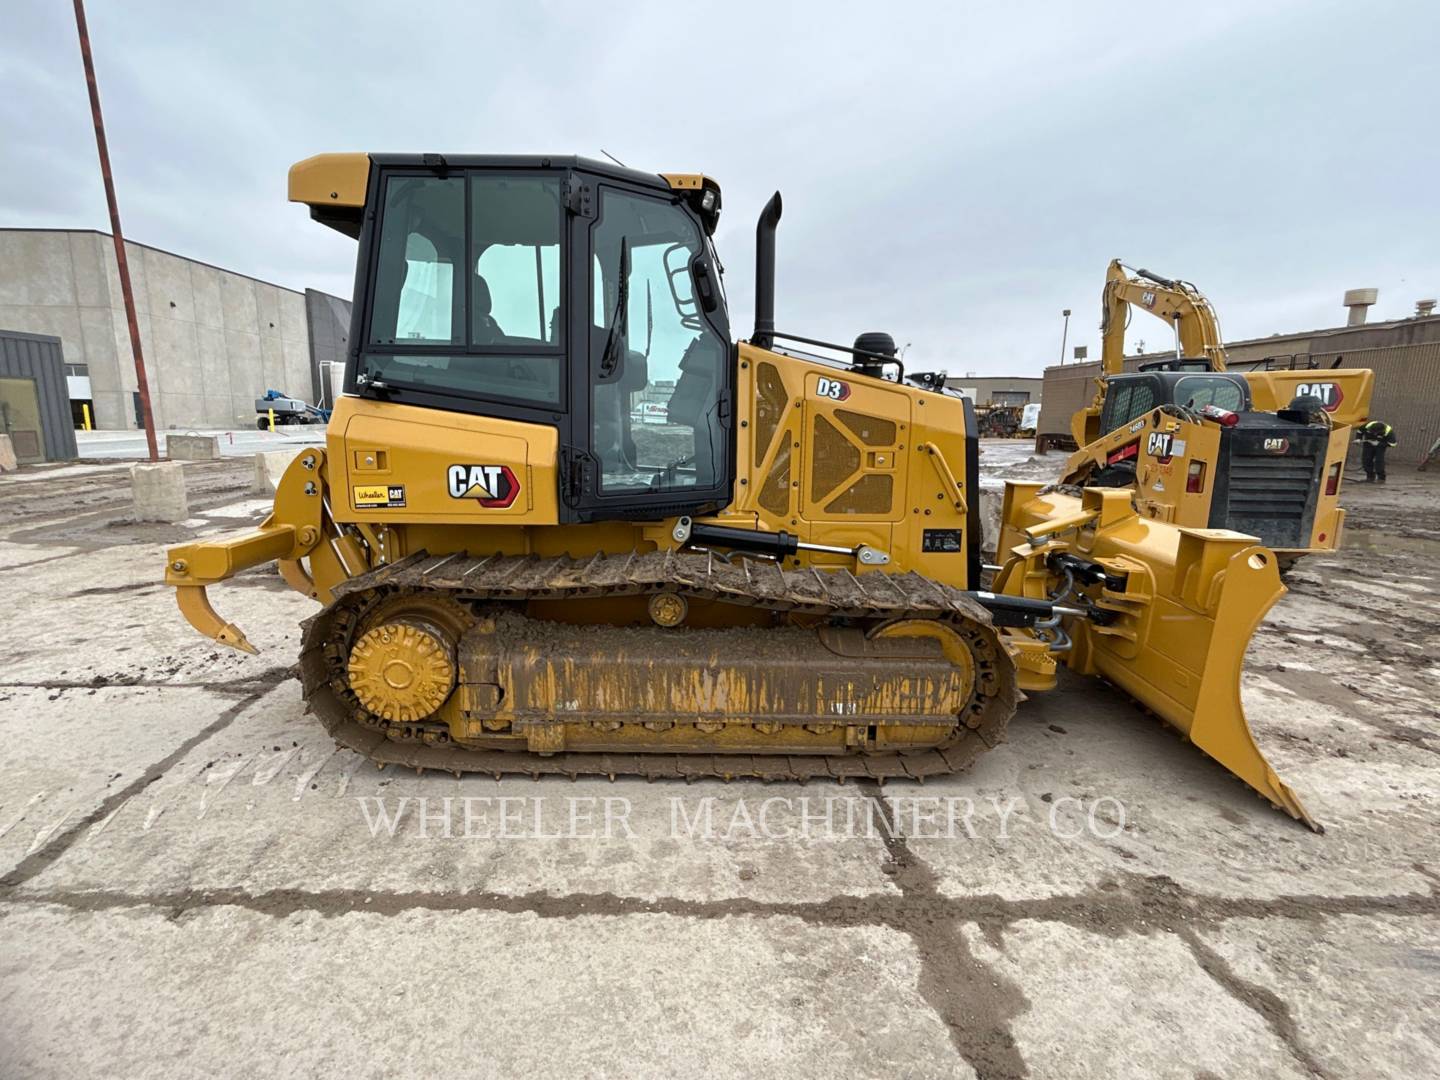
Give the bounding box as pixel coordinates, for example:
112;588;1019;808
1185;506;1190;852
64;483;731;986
472;275;505;344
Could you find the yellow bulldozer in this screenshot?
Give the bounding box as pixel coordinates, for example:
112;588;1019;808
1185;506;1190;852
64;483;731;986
163;153;1328;828
1063;260;1374;564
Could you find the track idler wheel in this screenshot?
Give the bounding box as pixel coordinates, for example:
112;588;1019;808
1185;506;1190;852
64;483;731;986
347;618;457;723
344;593;476;724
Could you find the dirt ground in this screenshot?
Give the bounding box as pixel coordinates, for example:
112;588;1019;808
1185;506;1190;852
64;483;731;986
0;445;1437;1079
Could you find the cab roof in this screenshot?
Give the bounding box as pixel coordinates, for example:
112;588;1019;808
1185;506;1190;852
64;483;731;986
288;153;720;237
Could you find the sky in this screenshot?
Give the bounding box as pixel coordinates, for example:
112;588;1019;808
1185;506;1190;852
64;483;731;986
3;0;1437;377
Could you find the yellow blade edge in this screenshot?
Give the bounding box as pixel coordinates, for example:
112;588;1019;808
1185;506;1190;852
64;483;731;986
1072;524;1322;832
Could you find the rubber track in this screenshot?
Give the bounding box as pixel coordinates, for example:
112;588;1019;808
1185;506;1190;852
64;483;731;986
298;550;1020;781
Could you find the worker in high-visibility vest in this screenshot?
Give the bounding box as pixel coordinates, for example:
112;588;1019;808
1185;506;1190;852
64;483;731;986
1357;420;1398;484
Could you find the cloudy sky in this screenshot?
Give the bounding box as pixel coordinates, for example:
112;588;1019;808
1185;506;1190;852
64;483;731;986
4;0;1436;375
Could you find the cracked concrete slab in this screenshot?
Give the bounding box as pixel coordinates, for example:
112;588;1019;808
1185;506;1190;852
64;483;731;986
1197;913;1440;1077
967;919;1313;1079
0;540;313;686
0;684;274;879
905;675;1440;906
0;904;963;1080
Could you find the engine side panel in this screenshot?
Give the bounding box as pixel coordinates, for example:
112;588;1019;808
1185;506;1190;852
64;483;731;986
715;343;978;589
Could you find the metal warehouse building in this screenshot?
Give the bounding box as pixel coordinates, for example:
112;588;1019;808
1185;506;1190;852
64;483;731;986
0;330;78;463
0;229;350;432
1036;307;1440;465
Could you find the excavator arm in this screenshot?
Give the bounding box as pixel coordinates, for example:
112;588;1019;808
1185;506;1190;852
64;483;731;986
1073;260;1227;446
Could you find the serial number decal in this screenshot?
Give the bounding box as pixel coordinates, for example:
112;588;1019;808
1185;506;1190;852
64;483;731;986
815;376;851;401
353;484;406;509
446;464;520;509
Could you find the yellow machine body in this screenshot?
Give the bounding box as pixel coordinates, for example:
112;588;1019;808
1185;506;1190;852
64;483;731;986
163;152;1337;827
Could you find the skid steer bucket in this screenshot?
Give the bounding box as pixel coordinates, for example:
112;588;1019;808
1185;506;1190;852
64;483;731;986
998;485;1320;831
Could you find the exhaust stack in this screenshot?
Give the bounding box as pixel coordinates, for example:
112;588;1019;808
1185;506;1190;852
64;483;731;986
752;192;782;349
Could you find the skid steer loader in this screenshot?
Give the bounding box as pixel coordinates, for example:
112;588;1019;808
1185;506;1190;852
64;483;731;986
1062;261;1373;565
163;153;1323;828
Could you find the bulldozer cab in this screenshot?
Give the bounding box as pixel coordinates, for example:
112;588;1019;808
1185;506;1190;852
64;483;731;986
332;155;734;524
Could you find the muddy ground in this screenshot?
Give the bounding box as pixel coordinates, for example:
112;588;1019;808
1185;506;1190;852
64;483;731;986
0;444;1436;1079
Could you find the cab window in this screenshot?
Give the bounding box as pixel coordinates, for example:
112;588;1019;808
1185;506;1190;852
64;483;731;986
363;172;565;407
590;188;727;494
1176;376;1245;411
1102;379;1156;433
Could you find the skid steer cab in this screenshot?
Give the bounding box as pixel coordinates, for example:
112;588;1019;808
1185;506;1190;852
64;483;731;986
161;152;1334;830
1062;365;1365;558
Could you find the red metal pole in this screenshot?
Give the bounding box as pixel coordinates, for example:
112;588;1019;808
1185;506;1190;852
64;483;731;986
72;0;159;462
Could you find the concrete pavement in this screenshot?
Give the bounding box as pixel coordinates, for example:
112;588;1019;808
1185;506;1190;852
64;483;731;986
0;447;1436;1078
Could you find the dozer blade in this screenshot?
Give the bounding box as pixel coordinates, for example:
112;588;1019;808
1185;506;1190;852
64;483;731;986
1002;486;1321;830
1096;534;1318;829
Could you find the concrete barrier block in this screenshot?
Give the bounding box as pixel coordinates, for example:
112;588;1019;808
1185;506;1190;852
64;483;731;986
253;448;303;494
131;461;189;522
0;434;16;473
166;434;220;461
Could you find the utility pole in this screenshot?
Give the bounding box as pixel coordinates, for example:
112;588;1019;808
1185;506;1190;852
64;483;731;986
73;0;158;461
1058;309;1071;366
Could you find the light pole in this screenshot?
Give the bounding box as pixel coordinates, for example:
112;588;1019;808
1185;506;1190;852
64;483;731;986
73;0;158;459
1059;309;1071;367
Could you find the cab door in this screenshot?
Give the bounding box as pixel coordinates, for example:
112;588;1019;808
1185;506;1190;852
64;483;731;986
574;178;733;522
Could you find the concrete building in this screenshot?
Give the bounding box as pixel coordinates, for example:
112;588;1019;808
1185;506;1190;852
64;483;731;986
1036;303;1440;465
0;229;350;431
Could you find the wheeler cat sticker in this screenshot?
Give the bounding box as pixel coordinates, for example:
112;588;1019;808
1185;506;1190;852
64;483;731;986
353;484;406;509
446;464;520;508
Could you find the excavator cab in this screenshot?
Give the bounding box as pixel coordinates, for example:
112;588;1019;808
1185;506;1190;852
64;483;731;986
1136;357;1217;373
